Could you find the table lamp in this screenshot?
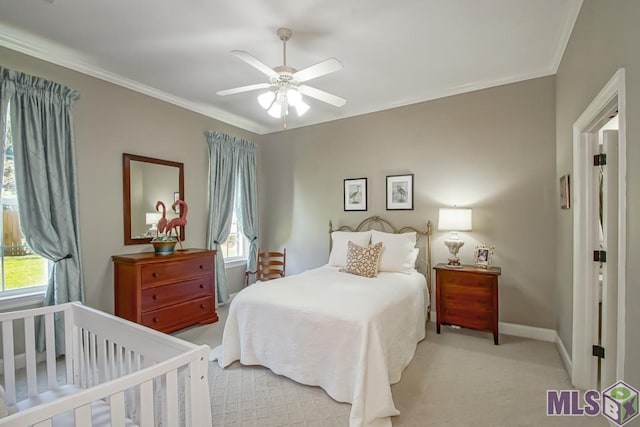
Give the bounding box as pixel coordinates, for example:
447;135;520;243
438;208;472;267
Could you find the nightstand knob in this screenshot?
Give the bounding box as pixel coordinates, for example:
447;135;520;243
152;295;158;300
200;304;206;309
199;284;205;289
199;265;204;269
153;317;159;323
152;272;158;278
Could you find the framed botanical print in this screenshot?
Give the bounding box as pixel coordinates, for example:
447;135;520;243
386;174;413;210
344;178;367;211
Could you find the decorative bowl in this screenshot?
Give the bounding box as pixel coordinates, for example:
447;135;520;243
151;238;177;255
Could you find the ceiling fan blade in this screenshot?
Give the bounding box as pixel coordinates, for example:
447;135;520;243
231;50;279;79
298;85;346;107
293;58;343;83
216;83;271;96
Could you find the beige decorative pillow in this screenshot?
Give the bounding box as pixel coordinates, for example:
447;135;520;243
340;241;383;278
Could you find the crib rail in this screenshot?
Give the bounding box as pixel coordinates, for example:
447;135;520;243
0;302;212;426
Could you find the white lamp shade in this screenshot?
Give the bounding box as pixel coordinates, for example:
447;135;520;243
438;208;472;231
267;92;286;118
257;91;275;109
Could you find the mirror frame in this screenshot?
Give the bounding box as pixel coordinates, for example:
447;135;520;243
123;153;185;245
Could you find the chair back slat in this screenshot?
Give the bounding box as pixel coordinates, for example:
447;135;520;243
245;248;286;286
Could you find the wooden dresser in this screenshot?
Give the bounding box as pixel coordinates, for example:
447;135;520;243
434;263;501;344
112;249;218;333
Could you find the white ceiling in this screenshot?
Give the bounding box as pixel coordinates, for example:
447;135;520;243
0;0;582;135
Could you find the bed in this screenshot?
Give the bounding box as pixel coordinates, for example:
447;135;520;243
212;216;432;427
0;302;211;426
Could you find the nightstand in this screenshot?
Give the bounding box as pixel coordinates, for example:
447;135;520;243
434;263;502;344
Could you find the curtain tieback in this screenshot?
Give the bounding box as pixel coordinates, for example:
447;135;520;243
251;237;257;242
54;254;72;262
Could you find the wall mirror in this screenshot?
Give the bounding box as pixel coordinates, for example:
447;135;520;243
123;153;185;245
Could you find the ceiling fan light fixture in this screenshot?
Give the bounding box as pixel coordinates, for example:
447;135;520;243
267;95;284;118
286;88;309;116
257;91;276;110
218;28;344;125
294;99;309;116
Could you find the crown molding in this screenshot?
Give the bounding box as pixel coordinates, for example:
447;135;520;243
0;24;269;135
551;0;584;73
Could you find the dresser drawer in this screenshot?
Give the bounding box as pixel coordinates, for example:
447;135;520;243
142;296;214;332
141;276;213;311
141;256;213;287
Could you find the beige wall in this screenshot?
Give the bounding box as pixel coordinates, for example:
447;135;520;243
259;76;557;328
555;0;640;390
0;46;256;313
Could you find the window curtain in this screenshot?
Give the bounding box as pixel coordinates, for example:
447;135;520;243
235;139;259;282
0;67;83;353
205;131;239;304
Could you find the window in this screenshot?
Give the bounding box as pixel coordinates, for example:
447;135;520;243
1;107;50;296
220;209;247;262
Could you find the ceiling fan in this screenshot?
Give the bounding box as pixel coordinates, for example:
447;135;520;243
216;27;346;122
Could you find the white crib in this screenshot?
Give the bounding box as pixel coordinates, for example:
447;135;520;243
0;302;212;426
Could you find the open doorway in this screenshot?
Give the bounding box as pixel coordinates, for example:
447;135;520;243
571;69;626;391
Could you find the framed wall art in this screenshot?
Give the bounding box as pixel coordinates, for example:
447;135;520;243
559;174;570;209
386;174;413;210
344;178;367;211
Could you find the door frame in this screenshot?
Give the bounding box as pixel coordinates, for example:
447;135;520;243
571;68;626;389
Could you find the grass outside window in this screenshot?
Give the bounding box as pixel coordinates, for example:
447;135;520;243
3;255;48;290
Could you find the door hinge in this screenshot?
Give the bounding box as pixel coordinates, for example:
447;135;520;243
594;153;607;166
593;345;605;359
593;250;607;263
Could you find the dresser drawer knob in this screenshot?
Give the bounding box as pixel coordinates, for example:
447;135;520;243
199;284;205;289
200;304;206;309
152;272;158;278
152;295;158;300
153;317;159;323
199;265;204;269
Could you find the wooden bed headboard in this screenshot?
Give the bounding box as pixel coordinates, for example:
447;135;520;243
328;215;433;308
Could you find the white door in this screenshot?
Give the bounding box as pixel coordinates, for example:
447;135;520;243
599;129;618;390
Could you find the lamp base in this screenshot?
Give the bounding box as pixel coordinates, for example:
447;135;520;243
446;258;464;268
444;237;465;269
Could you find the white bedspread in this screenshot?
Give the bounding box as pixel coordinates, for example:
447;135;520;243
211;265;428;427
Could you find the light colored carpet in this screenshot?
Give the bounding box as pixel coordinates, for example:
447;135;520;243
177;307;607;427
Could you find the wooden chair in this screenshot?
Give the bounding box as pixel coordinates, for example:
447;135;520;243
245;249;286;286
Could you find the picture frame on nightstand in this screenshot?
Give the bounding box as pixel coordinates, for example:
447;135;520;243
474;243;495;268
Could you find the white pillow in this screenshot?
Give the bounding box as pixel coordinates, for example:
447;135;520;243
371;229;417;273
328;231;372;266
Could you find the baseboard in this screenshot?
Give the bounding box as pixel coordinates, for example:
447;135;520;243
429;311;556;342
499;322;556;342
554;332;573;375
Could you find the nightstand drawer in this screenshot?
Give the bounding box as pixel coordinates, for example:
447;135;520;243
141;276;213;311
441;306;493;331
441;299;493;314
440;283;492;303
441;272;495;289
